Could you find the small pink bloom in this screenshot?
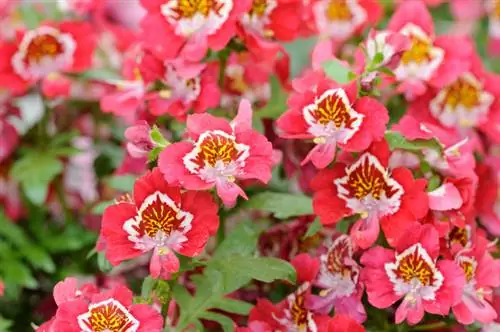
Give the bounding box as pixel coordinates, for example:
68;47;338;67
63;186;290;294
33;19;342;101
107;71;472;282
51;284;163;331
452;244;500;324
124;121;155;159
307;235;366;323
388;0;473;100
277;75;389;169
308;0;383;42
101;168;219;278
311;140;429;248
140;0;252;61
158;99;274;207
361;223;465;325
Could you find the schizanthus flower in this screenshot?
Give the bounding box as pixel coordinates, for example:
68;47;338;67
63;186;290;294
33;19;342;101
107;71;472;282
101;168;219;278
312;140;428;248
159;99;274;207
361;224;464;325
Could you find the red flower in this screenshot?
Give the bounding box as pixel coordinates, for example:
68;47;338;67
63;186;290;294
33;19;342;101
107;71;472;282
0;21;96;94
361;224;465;325
51;284;163;332
140;0;251;61
158;99;274;207
311;140;428;248
101;168;219;278
277;76;388;169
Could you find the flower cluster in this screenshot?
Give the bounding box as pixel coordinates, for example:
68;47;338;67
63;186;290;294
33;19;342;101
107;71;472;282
0;0;499;331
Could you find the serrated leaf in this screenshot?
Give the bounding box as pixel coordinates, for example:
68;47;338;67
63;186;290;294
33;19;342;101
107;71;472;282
256;76;287;119
322;59;353;84
172;284;193;310
303;218;322;239
199;312;235;332
212;221;259;261
242;192;313;219
213;256;296;284
213;298;253;315
0;259;38;289
385;131;443;154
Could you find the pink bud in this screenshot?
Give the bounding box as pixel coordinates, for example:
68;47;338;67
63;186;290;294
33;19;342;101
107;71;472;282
124;121;154;158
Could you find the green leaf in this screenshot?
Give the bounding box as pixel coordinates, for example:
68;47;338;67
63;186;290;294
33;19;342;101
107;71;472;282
212;221;259;260
213;256;296;284
0;316;12;331
105;175;135;192
256;76;288;119
322;59;353;84
141;276;156;300
10;152;63;204
283;37;318;78
17;5;43;29
0;210;55;273
427;175;441;192
212;298;253;315
172;284;193;310
242;192;313;219
303;218;322;239
385;131;443;154
78;69;121;81
150;125;169;147
0;258;38;289
148;146;163;163
91;200;113;215
97;252;113;273
372;52;384;67
199;312;235;332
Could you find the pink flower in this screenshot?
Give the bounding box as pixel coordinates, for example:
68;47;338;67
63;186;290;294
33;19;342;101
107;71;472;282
221;52;272;109
307;235;367;323
0;116;18;164
361;223;465;325
140;0;252;61
365;29;411;69
311;140;429;248
276;75;389;169
307;0;383;42
124;121;155;159
452;244;500;324
51;284;163;331
101;168;219;278
476;161;500;236
158;99;274;207
0;21;96;94
146;60;221;121
388;0;473;100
